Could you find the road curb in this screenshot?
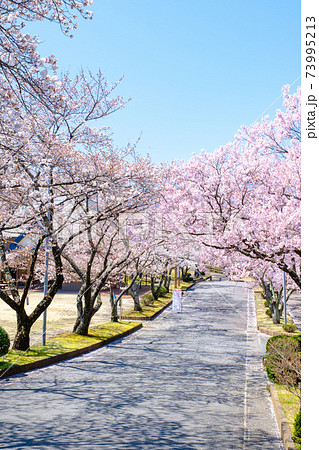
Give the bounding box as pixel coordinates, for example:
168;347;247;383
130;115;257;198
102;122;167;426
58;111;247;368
268;382;296;450
0;323;143;380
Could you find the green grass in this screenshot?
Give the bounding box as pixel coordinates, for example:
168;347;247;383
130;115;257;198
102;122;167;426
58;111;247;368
121;297;172;319
121;278;198;320
174;281;193;290
254;288;300;337
275;384;301;449
254;286;301;449
0;321;139;370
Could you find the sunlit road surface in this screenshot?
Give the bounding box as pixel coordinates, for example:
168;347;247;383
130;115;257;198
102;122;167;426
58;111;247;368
0;281;283;449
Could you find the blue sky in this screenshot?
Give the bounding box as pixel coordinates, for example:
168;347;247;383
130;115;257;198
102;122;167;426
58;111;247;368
26;0;301;163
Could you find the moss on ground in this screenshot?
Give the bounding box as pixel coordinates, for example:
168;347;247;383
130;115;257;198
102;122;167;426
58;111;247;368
0;321;139;370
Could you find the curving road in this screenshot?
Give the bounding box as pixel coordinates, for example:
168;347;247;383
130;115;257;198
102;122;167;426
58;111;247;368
0;281;283;449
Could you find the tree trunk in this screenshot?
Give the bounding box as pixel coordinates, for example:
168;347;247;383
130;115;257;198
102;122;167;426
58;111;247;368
73;318;90;335
151;274;165;300
129;281;142;312
73;287;102;335
271;303;282;324
164;269;172;292
181;266;189;282
110;286;118;322
73;293;91;335
11;262;63;350
12;311;32;351
260;278;282;325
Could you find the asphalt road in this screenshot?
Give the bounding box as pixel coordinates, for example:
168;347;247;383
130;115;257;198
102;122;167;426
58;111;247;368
287;291;301;331
0;281;283;449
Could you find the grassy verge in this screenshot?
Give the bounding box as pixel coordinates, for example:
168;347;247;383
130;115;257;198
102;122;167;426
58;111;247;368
254;287;301;448
121;279;198;320
0;321;139;371
254;287;300;337
275;384;301;449
176;281;194;291
121;297;172;320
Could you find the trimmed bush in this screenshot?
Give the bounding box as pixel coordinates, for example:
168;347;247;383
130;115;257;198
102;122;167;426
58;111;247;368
157;286;168;297
266;334;301;352
293;409;301;444
282;323;298;333
141;293;154;306
264;358;277;382
183;272;194;282
0;326;10;356
265;308;272;318
264;335;301;386
294;334;301;347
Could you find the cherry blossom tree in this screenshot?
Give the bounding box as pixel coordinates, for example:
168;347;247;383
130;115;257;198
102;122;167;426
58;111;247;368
0;75;131;351
0;0;134;350
0;0;93;107
164;85;301;293
0;147;68;350
60;150;159;332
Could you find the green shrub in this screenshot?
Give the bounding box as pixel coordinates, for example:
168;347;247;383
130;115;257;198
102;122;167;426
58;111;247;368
0;326;10;356
266;334;301;352
265;308;272;317
141;293;154;306
265;335;301;386
183;272;194;282
293;409;301;444
294;334;301;347
157;286;168;297
264;300;269;308
282;323;298;333
264;356;277;382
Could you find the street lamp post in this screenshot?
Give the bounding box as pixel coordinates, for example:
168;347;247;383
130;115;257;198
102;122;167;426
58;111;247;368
42;236;49;345
283;270;287;325
42;168;52;346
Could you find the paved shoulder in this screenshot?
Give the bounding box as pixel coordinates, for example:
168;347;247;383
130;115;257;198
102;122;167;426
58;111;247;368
287;291;301;331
